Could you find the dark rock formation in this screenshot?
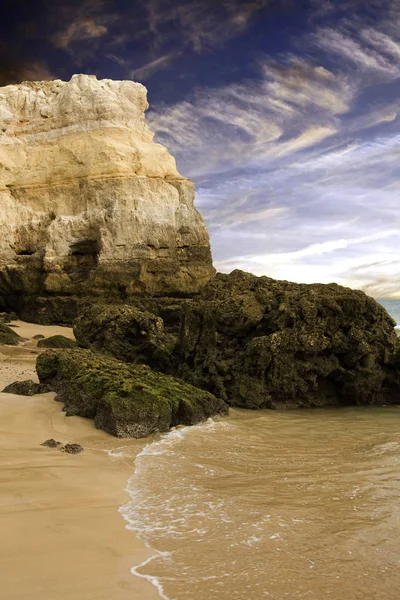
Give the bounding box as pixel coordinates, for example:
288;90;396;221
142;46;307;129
2;380;53;395
2;380;39;396
0;323;23;345
175;271;400;408
61;443;83;454
37;335;76;349
72;270;400;409
0;311;18;323
74;304;173;369
41;438;61;448
36;349;228;438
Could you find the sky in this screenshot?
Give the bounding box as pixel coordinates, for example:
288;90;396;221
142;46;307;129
1;0;400;298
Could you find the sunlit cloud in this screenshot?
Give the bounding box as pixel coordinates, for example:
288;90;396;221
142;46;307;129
147;10;400;296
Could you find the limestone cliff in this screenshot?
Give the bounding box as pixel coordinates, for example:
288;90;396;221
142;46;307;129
0;74;214;319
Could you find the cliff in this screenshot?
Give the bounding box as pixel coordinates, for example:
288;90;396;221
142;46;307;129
0;74;214;320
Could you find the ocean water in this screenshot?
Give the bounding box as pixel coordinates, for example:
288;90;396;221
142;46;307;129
120;299;400;600
377;298;400;330
121;410;400;600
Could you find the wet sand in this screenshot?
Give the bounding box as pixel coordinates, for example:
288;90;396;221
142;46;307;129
0;321;159;600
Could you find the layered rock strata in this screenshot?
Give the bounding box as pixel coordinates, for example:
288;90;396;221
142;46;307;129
0;74;214;320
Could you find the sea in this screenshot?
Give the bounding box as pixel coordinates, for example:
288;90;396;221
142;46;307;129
120;299;400;600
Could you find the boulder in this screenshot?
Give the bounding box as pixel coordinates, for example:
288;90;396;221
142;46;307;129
2;380;39;395
0;75;214;321
0;323;23;345
37;335;76;349
36;349;228;438
74;304;172;369
175;271;400;408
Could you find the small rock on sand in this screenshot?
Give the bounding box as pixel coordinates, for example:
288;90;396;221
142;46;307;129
61;443;84;454
2;380;39;396
41;439;61;448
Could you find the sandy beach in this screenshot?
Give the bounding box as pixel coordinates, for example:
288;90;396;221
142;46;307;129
0;321;159;600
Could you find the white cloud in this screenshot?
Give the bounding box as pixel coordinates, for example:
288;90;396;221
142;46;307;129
52;17;108;49
147;7;400;296
314;28;399;77
131;53;176;80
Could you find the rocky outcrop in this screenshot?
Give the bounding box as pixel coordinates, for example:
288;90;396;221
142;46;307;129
0;323;23;345
74;303;173;369
73;271;400;409
0;74;214;321
36;349;228;438
176;271;400;408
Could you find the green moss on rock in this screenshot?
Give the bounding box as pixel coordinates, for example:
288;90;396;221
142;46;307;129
36;349;228;438
73;304;173;369
0;323;23;345
37;335;76;349
175;270;400;408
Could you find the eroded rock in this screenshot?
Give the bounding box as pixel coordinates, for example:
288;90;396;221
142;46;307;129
0;75;214;321
175;270;400;408
74;304;172;369
36;348;228;438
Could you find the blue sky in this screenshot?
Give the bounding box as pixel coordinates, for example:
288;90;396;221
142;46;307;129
1;0;399;297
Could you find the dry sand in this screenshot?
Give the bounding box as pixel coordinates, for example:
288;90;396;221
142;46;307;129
0;321;159;600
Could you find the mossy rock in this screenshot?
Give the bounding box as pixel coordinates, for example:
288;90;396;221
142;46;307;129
37;335;76;349
36;349;228;438
2;380;51;395
73;304;173;369
0;323;23;345
0;311;18;323
2;380;39;396
175;270;400;408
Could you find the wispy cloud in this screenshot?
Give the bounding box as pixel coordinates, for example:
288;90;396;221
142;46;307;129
149;56;353;178
130;53;177;80
142;0;273;54
52;17;108;49
148;9;400;296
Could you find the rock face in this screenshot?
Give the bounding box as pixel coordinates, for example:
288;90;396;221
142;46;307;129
36;349;228;438
74;303;173;369
176;271;400;408
73;271;400;409
0;74;214;320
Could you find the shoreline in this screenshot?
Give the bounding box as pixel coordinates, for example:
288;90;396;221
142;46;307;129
0;321;160;600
